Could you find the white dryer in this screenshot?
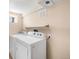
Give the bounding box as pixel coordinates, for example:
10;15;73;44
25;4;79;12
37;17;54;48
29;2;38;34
12;32;46;59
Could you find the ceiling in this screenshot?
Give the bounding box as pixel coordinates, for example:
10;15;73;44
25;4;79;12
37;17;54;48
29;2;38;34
9;0;42;14
9;0;62;14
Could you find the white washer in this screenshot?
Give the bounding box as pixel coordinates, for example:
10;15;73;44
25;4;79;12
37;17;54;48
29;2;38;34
11;32;46;59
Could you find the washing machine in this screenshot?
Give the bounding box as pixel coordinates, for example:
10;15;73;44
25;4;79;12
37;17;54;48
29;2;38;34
11;32;46;59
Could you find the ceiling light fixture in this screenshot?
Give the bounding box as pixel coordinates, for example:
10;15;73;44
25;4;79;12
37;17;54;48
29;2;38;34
38;0;55;16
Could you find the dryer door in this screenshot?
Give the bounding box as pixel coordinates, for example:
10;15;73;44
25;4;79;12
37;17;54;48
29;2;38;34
15;41;28;59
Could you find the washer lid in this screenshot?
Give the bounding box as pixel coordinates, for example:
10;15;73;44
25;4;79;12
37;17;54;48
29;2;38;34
12;34;46;45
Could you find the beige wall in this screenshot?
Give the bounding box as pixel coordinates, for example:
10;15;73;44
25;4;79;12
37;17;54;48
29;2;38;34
23;0;70;59
9;12;23;35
